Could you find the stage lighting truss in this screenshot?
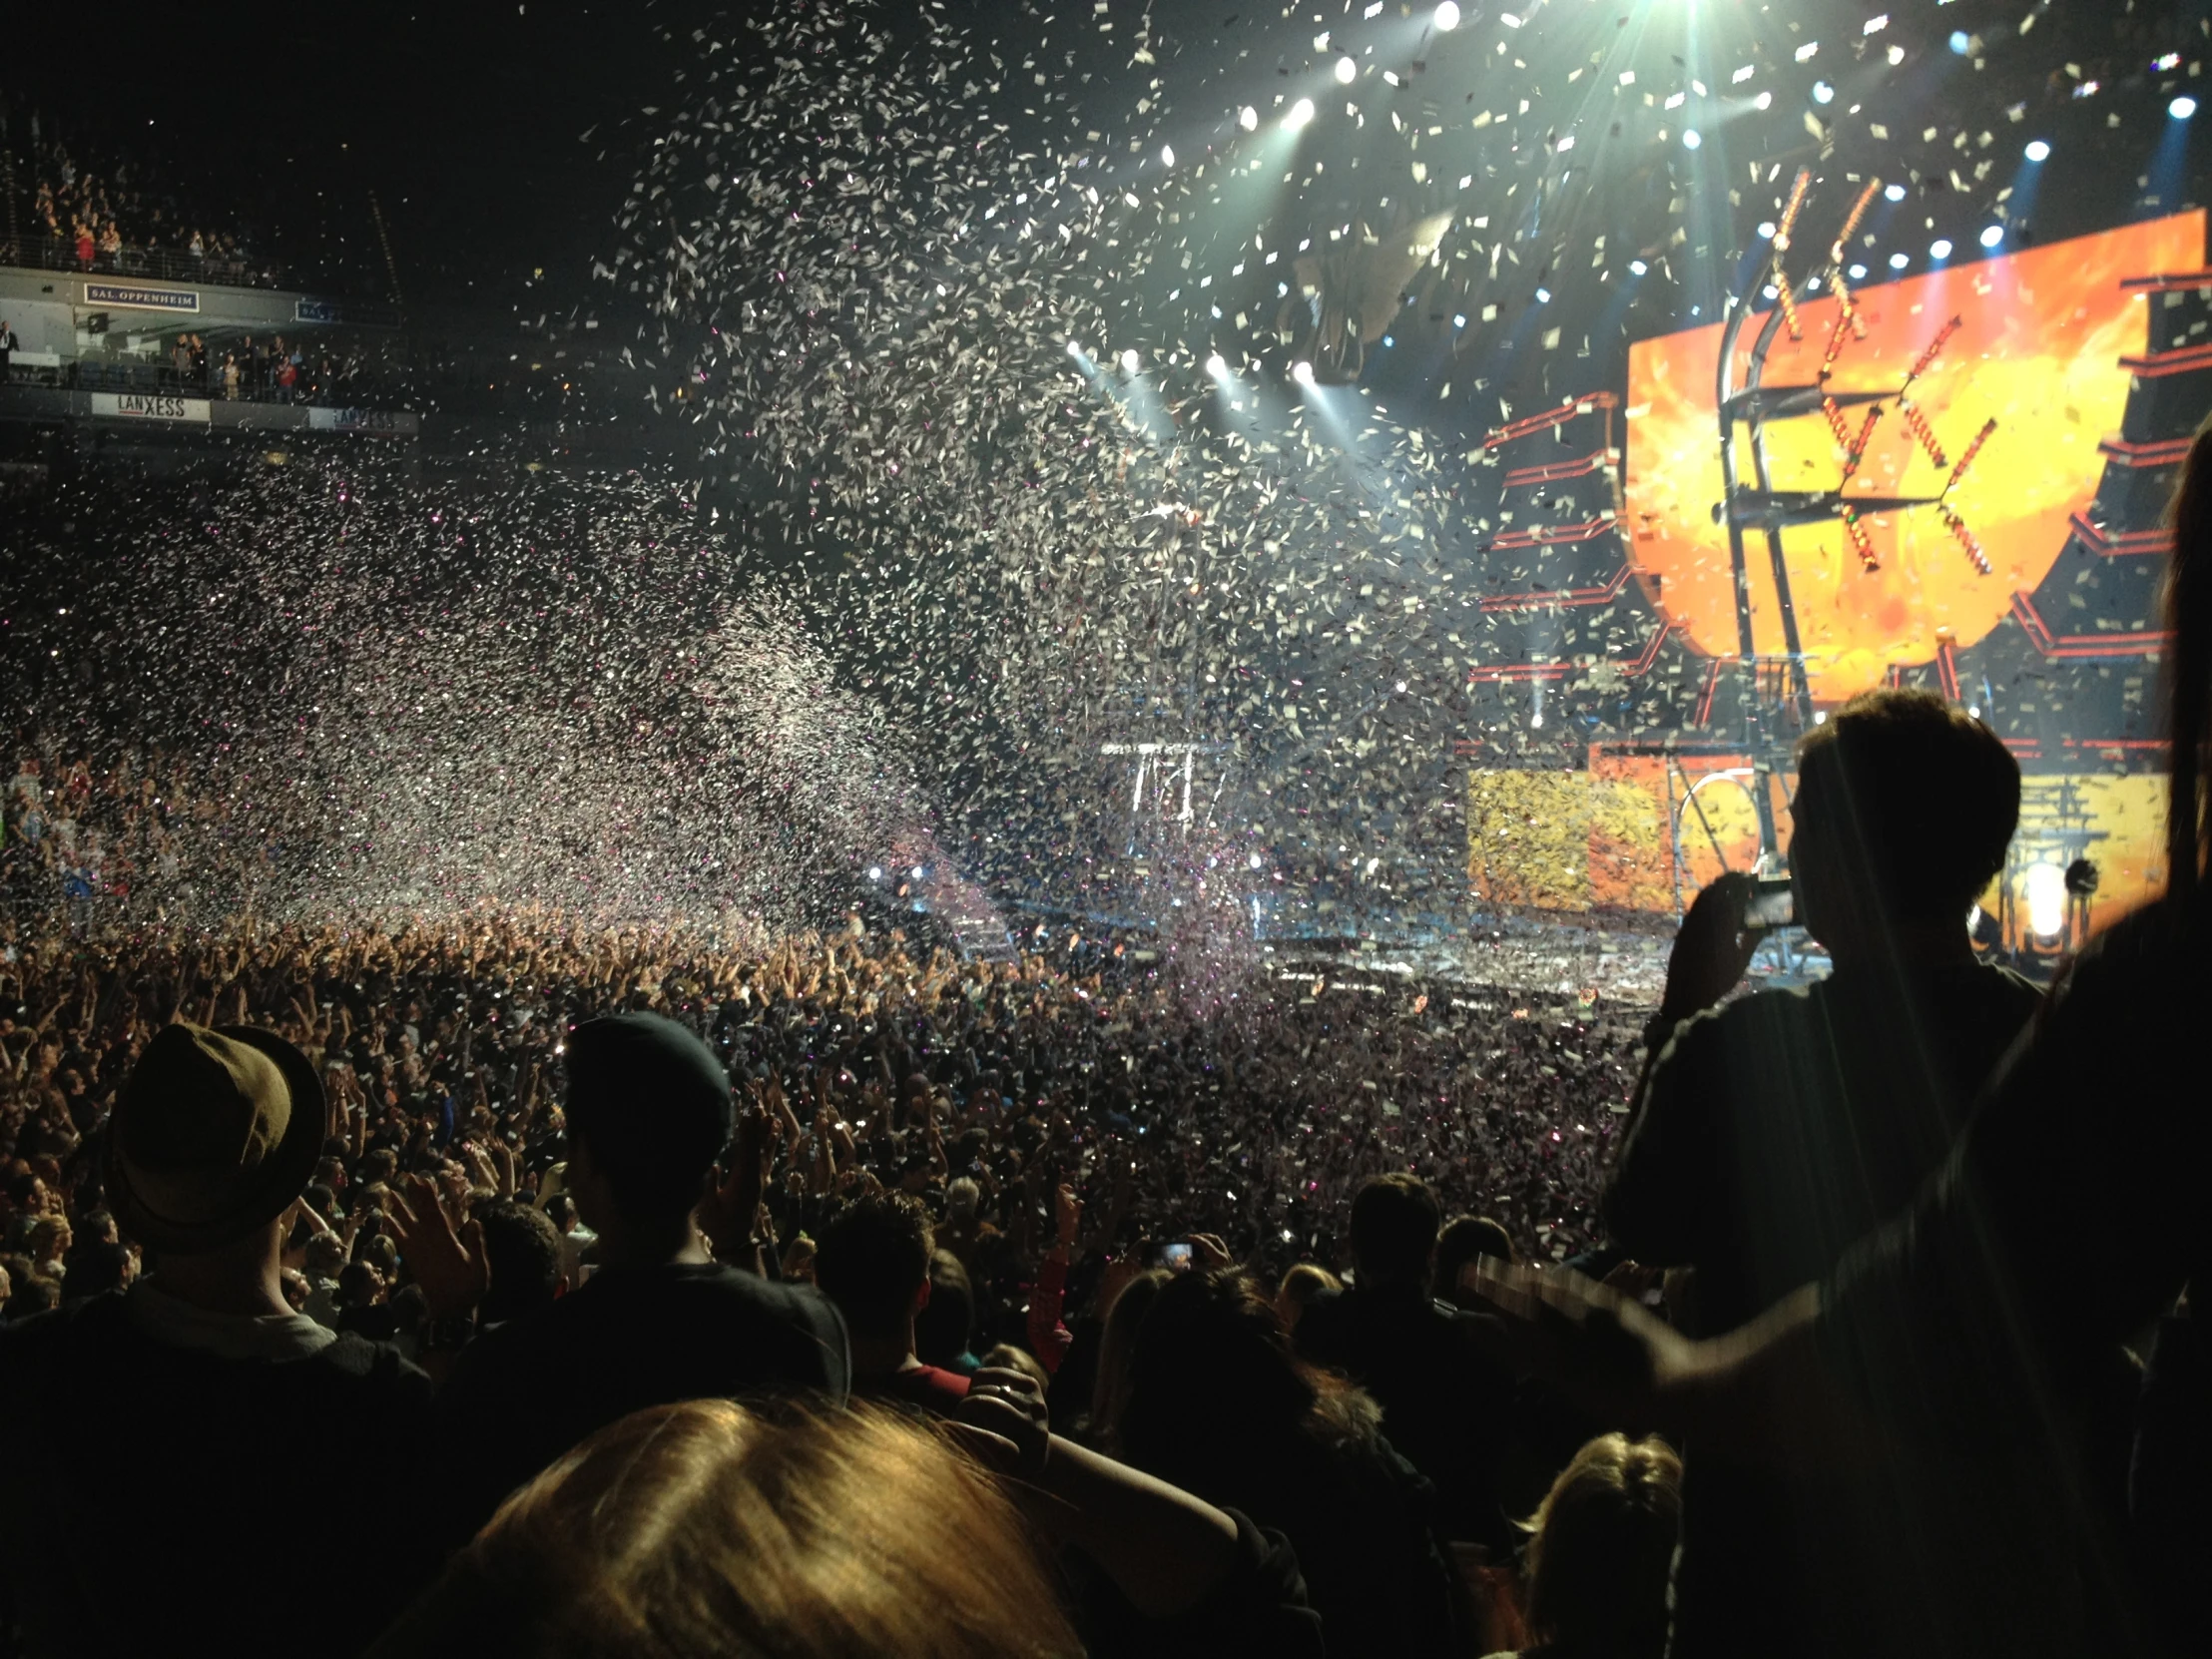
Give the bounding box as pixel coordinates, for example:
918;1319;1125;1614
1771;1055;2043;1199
1714;168;1996;856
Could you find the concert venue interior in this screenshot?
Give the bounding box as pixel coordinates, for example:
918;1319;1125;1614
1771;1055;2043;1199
0;5;2205;1658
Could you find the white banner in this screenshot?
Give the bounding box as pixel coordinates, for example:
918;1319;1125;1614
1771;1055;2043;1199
89;391;211;423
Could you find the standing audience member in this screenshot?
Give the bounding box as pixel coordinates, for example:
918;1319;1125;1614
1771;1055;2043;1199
1482;1434;1683;1659
815;1189;970;1411
0;1023;434;1656
417;1013;849;1549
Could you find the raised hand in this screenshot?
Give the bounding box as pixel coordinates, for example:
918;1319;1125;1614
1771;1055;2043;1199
1660;870;1763;1025
386;1172;490;1321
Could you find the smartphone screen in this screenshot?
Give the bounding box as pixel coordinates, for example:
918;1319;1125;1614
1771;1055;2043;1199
1745;875;1796;930
1158;1242;1195;1271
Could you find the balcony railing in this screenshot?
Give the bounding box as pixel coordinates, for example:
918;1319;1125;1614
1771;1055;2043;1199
4;352;412;409
6;232;311;295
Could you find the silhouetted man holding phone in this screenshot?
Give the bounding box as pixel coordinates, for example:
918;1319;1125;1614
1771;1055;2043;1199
1605;688;2041;1659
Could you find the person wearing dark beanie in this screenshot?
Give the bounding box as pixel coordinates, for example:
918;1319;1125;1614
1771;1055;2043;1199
421;1012;849;1549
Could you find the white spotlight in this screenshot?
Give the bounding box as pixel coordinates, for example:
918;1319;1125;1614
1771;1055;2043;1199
1979;224;2004;249
1756;221;1777;240
1066;339;1086;358
1285;97;1316;130
1885;182;1908;202
1813;81;1835;105
1160;144;1175;167
1434;2;1460;29
1931;238;1953;260
1889;252;1910;270
1628;259;1648;276
1534;285;1551;303
2024;139;2051;162
2174;96;2199;120
1119;347;1141;373
1239;105;1259;131
1336;56;1358;84
1292;360;1316;385
1205;352;1228;376
1682;128;1703;150
1753;91;1773;111
2024;862;2066;938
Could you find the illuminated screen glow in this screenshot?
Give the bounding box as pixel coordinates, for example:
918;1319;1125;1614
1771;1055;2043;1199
1622;211;2204;703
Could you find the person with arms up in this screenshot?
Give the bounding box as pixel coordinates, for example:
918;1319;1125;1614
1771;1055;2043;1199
1603;687;2041;1656
0;1023;434;1656
412;1012;849;1549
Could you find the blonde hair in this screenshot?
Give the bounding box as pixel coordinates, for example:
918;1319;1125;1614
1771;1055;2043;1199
452;1398;1080;1657
1520;1432;1683;1658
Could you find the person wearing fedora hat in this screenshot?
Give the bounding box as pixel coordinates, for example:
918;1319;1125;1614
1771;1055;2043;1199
0;1023;436;1657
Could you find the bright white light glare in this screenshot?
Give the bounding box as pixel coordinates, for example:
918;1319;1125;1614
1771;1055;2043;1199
1848;263;1869;278
910;865;926;880
1453;311;1467;326
1286;97;1316;130
1885;183;1908;202
1160;145;1175;167
2024;862;2067;938
1066;339;1086;358
1949;31;1971;56
1239;105;1259;131
1433;1;1460;29
2024;139;2050;162
1534;285;1551;303
866;866;883;881
1889;252;1911;270
1888;44;1905;66
1979;225;2004;249
2172;96;2199;121
1335;56;1358;84
1205;352;1228;376
1756;221;1777;240
1292;360;1316;385
1682;128;1703;150
1249;850;1267;869
1555;134;1575;153
1863;14;1889;36
1119;348;1141;372
1628;259;1648;276
1530;712;1544;730
1931;239;1953;260
1795;42;1820;64
1813;81;1835;104
1754;91;1773;111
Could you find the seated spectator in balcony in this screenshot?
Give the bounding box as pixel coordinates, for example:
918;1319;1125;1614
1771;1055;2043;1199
816;1190;971;1412
421;1012;849;1549
0;1022;436;1655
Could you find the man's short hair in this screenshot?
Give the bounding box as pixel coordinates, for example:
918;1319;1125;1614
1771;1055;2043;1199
565;1014;733;1225
1796;689;2020;922
815;1194;933;1341
1349;1173;1441;1283
473;1200;566;1325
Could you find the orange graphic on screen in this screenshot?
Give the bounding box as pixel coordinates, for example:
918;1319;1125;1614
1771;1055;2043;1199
1623;211;2204;704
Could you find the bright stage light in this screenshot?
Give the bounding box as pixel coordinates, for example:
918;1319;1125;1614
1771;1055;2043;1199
2024;862;2067;938
1453;311;1467;326
1534;285;1551;303
1249;849;1266;868
1848;263;1868;278
1682;128;1702;150
1335;56;1358;84
1628;260;1648;276
867;866;883;881
1239;105;1259;131
2023;139;2050;162
1066;339;1086;358
1434;2;1460;29
1205;352;1228;376
1160;145;1175;167
1948;31;1971;56
1813;81;1835;104
1979;224;2004;249
1753;91;1773;111
1291;360;1316;385
1889;252;1910;270
1756;221;1777;240
1285;97;1316;130
1885;183;1908;202
1931;238;1953;260
2171;95;2198;120
1119;347;1141;372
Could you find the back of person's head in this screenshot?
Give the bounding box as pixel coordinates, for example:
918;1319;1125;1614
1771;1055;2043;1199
980;1343;1050;1395
1349;1172;1441;1285
1434;1214;1518;1302
1092;1267;1169;1452
1520;1432;1684;1659
1274;1261;1340;1331
943;1175;981;1224
544;1192;579;1233
337;1259;383;1310
1120;1268;1378;1486
911;1248;974;1368
385;1397;1081;1657
61;1238;131;1300
474;1200;565;1326
1792;689;2018;927
2165;412;2212;894
814;1192;932;1342
563;1013;733;1226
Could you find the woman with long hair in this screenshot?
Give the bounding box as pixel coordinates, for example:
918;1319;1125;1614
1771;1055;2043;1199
1116;1267;1465;1657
